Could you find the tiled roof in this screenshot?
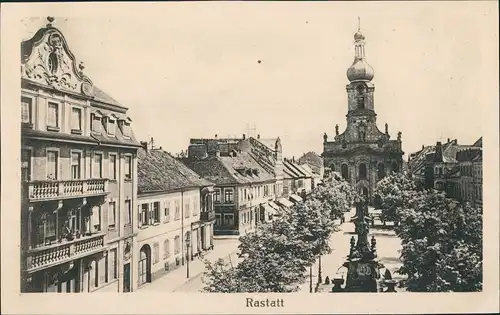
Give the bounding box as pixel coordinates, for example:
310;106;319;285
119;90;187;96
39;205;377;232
137;147;213;194
92;86;125;108
298;152;323;167
182;152;275;186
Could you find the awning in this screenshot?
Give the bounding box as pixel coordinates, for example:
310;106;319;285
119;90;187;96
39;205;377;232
277;198;294;208
262;203;277;221
289;194;303;203
268;201;281;211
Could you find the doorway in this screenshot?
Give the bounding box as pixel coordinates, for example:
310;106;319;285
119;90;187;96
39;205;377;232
123;263;131;292
138;244;151;286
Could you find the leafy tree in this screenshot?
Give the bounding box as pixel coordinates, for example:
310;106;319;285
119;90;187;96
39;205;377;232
396;190;482;292
311;177;356;220
201;179;355;292
374;172;418;224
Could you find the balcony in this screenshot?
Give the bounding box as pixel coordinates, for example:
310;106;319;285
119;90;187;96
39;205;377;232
200;210;216;222
28;178;109;202
26;232;106;273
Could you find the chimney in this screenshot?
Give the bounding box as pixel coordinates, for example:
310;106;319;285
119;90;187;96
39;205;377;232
422;145;424;150
257;134;260;139
215;134;218;139
435;141;443;162
243;134;246;140
447;138;450;143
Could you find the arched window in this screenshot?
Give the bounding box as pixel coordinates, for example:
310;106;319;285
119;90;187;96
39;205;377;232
361;187;368;197
356;86;365;109
392;162;399;173
330;163;335;172
359;163;367;180
377;163;386;180
163;239;170;259
341;164;349;180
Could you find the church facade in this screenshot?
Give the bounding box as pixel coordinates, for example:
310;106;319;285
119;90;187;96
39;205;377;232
322;25;404;203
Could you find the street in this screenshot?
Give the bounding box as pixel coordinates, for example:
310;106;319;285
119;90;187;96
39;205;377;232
139;207;403;293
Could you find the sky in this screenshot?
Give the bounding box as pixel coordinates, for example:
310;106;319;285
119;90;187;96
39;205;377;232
17;1;498;159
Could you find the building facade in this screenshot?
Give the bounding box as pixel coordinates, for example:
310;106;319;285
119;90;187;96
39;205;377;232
135;145;215;288
322;25;404;203
408;137;483;207
182;135;286;235
298;151;325;188
20;18;141;293
282;158;313;199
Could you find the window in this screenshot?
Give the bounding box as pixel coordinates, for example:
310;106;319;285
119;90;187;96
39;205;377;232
108;202;116;229
120;120;131;138
163;239;170;259
47;102;59;128
93;153;103;178
341;164;349;180
46;151;58;180
21;97;32;124
224;214;234;226
193;198;198;216
124;156;132;180
109;248;117;280
153;202;160;223
215;214;222;226
34;211;57;247
92;206;101;232
140;204;148;227
153;243;159;264
71;107;82;132
125;200;131;225
184;200;190;218
377;163;386;180
174;236;181;254
109;155;117;180
174;200;180;220
92;113;102;133
164;201;170;222
214;189;221;203
71;152;81;180
21;149;31;182
298;179;304;188
107;118;116;136
224;189;234;203
359;163;367;180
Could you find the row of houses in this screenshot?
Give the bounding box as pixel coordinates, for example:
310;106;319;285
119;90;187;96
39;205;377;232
407;137;483;208
19;18;324;293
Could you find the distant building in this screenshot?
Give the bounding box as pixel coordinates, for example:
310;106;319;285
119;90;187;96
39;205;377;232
20;18;141;293
322;24;404;203
135;144;215;288
181;134;291;234
298;151;325;187
282;158;313;200
408;137;482;207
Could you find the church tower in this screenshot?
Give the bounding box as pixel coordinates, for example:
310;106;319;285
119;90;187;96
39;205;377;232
322;20;404;203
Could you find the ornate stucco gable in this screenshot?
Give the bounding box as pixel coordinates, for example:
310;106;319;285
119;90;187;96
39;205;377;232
21;17;94;97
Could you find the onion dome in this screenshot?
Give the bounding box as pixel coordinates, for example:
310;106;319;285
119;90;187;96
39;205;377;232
347;58;374;82
354;30;365;41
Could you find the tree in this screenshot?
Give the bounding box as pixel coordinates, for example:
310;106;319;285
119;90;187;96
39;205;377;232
311;177;356;220
374;172;418;224
396;190;482;292
202;179;356;292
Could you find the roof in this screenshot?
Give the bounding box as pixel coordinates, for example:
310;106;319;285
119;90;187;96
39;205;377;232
182;151;275;186
93;86;124;108
257;138;278;151
137;147;213;194
283;160;305;178
298;151;323;167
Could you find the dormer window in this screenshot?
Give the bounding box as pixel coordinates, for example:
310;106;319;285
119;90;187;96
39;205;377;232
106;115;117;136
252;169;259;176
91;111;103;133
119;117;132;138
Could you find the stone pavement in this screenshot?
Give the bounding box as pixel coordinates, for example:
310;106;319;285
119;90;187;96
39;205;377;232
138;239;241;292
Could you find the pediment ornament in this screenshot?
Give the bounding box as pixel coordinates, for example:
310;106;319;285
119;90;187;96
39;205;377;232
21;27;94;96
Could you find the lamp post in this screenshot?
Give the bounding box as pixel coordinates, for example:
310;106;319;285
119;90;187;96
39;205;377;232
186;233;191;279
318;255;322;284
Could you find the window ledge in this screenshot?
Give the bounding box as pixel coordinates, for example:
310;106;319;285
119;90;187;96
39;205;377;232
22;122;34;129
139;225;149;230
152;222;160;226
124;178;132;183
46;126;60;132
108;227;117;232
71;129;83;135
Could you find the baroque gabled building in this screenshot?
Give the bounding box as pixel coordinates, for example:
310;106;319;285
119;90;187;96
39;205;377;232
20;18;141;292
322;24;404;203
